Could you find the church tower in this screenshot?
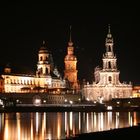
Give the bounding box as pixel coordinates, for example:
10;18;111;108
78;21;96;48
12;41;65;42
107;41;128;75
103;25;117;71
36;41;54;77
64;26;78;89
83;25;132;101
100;25;120;85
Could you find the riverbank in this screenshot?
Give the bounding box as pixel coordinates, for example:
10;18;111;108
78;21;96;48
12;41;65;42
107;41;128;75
71;125;140;139
0;103;140;113
0;103;107;112
1;93;140;112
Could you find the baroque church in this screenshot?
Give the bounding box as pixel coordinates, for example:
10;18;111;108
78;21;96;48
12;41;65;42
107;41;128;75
83;25;132;101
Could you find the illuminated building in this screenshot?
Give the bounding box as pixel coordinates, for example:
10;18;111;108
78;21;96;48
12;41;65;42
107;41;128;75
83;25;132;101
1;41;66;93
0;76;4;92
132;86;140;97
64;26;78;90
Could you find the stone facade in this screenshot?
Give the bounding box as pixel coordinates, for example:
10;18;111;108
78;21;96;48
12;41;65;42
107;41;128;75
83;25;132;101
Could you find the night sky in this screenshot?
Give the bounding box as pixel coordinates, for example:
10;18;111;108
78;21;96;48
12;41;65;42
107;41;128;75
0;3;140;85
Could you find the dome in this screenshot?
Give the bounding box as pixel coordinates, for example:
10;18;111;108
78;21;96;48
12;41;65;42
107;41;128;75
39;41;48;54
65;54;77;61
68;41;73;46
39;47;48;54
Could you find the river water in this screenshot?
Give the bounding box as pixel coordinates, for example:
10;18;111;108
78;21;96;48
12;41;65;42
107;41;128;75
0;111;140;140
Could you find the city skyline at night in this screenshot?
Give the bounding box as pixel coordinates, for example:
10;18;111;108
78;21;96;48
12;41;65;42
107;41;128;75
0;3;140;85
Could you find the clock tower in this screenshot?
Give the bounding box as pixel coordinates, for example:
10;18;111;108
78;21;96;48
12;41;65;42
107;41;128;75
64;27;78;89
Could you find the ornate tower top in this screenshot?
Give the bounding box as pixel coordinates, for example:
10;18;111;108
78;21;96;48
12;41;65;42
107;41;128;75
105;24;114;51
68;25;73;46
107;24;111;38
66;26;75;57
43;40;45;45
37;40;54;76
103;25;117;71
39;40;48;54
104;24;114;57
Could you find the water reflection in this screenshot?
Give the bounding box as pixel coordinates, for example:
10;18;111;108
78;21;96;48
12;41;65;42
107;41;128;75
0;111;140;139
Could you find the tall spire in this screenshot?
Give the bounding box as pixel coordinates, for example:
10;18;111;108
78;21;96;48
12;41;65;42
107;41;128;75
108;24;111;34
69;25;72;42
105;24;114;55
106;24;113;46
107;24;112;38
43;40;45;45
68;25;73;46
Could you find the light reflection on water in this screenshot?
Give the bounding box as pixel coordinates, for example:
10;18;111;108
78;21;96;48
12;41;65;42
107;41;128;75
0;111;140;140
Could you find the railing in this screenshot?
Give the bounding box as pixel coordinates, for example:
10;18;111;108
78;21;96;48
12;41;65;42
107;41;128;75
16;103;97;107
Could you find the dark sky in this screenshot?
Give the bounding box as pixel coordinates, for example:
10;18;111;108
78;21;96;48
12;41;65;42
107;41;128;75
0;3;140;85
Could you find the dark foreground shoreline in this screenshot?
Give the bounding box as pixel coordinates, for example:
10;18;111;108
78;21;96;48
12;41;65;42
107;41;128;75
71;125;140;139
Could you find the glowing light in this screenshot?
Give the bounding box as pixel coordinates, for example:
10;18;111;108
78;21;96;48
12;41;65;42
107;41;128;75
0;99;3;105
57;113;61;139
65;112;67;132
133;112;137;126
117;101;120;104
94;100;97;103
0;114;2;131
4;118;9;140
69;100;73;104
64;99;67;102
65;112;69;137
86;113;89;132
30;113;33;140
46;131;52;140
100;113;103;131
89;112;93;131
16;99;19;103
108;112;112;129
78;112;81;132
16;113;21;140
33;96;41;106
115;112;119;128
98;96;103;104
70;112;73;131
107;106;112;110
36;112;39;133
94;112;97;128
128;112;133;126
42;113;46;139
43;100;46;103
35;99;41;105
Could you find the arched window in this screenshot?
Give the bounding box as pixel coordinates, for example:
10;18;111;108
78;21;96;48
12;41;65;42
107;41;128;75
108;76;112;83
46;68;48;74
40;56;43;61
108;61;111;68
40;68;43;74
46;56;48;61
108;45;111;52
